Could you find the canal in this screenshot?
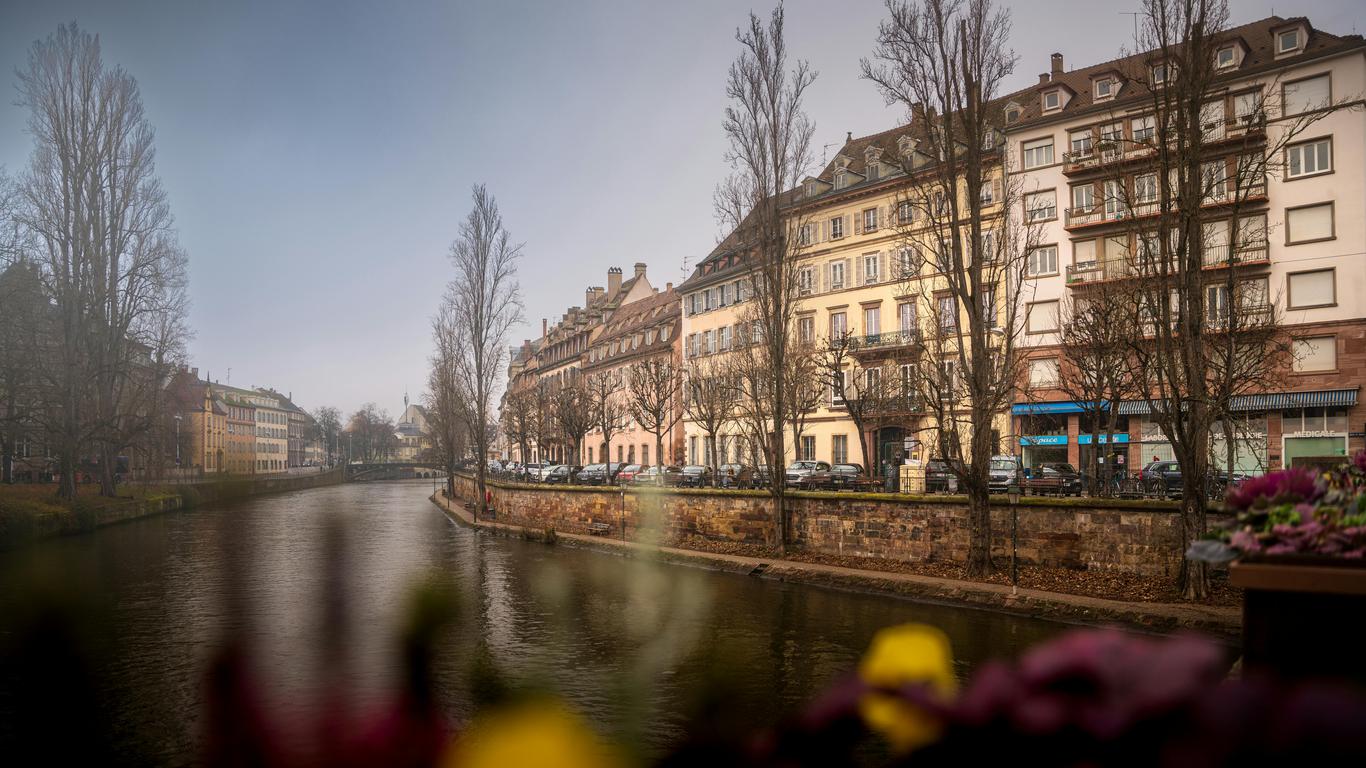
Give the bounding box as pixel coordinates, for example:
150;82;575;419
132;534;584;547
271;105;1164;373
1;480;1074;763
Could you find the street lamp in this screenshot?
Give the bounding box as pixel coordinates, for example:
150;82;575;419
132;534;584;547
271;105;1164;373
174;414;183;469
1007;482;1021;594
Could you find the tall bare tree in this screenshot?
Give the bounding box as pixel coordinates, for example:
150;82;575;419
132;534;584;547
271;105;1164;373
782;339;825;463
17;23;191;497
585;370;626;476
625;358;683;474
310;406;342;466
716;6;816;551
347;403;396;463
684;356;738;478
864;0;1035;576
500;388;534;463
438;184;523;518
551;374;594;465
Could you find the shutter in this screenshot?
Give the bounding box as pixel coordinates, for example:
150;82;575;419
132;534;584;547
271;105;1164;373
879;251;889;284
844;258;853;289
820;219;828;242
854;213;862;236
822;262;830;292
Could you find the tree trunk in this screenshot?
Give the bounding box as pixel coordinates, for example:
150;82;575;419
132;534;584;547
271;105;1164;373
965;483;992;576
99;443;118;497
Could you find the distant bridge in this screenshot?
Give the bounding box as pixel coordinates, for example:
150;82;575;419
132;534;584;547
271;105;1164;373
346;461;444;481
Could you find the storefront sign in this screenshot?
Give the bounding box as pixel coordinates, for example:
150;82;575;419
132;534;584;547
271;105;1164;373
1020;435;1067;446
1077;434;1130;444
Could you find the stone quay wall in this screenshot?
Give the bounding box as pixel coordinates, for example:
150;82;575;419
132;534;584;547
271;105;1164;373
451;474;1222;577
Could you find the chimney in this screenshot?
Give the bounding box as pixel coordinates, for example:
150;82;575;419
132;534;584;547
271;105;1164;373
1038;72;1050;84
191;367;198;379
542;318;547;338
846;131;852;142
665;282;673;291
608;267;623;296
633;262;647;279
1050;52;1064;75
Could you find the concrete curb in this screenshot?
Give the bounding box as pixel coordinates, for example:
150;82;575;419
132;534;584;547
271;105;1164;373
429;492;1240;639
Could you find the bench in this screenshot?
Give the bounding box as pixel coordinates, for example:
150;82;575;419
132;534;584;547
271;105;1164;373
587;522;614;536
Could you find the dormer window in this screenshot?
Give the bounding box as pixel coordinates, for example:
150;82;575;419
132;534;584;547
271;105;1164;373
1216;46;1236;69
805;179;818;197
1005;104;1020;123
1151;63;1168;84
1043;90;1061;112
1094;78;1114;100
1277;28;1301;54
866;161;879;181
897;134;917;157
834;169;849;189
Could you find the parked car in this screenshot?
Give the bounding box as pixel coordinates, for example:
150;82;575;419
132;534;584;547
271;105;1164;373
678;465;715;487
542;464;583;484
717;463;756;489
988;455;1025;494
785;460;831;488
924;458;961;494
1138;460;1244;499
616;464;649;484
797;462;877;491
575;463;622;485
519;463;547;482
1023;462;1083;496
632;465;683;486
752;465;775;489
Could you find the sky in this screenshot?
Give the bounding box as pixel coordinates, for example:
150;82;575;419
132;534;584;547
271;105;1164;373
1;0;1360;419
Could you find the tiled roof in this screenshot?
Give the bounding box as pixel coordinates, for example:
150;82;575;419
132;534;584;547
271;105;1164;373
1008;16;1363;128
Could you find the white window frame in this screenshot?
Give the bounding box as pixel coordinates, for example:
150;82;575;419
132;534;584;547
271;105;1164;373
1022;137;1054;169
830;260;846;290
1216;46;1236;69
863;253;880;284
862;207;879;232
1286;137;1332;179
1292;335;1335;372
798;265;814;295
830;216;845;239
1278;28;1301;54
1094;78;1113;100
864;306;880;336
1025;190;1057;222
1043;90;1061;111
1026;245;1058;278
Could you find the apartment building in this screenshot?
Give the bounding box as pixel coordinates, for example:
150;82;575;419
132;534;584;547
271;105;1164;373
167;368;227;473
680;122;1017;471
212;384;257;474
1007;16;1366;474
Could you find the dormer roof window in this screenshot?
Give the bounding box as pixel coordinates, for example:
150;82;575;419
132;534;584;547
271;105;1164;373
1216;46;1236;69
1094;78;1114;100
833;168;849;190
1004;102;1021;124
865;161;879;181
1277;27;1303;55
1151;62;1169;85
1042;89;1062;112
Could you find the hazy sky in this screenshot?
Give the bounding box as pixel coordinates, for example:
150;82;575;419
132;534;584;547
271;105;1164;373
1;0;1359;418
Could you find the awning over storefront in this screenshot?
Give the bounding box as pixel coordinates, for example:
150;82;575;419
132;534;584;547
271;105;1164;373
1117;389;1359;416
1012;401;1104;415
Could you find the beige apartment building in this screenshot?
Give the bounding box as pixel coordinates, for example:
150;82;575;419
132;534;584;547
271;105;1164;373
1008;15;1366;474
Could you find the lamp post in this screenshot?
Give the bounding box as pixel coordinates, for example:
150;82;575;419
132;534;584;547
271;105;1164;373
174;414;183;470
1007;482;1021;594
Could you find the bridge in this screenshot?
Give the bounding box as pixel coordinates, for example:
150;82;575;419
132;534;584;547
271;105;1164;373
346;461;444;481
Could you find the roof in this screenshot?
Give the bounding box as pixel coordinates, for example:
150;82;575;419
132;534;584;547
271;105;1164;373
584;288;680;369
1117;388;1359;415
1008;16;1364;129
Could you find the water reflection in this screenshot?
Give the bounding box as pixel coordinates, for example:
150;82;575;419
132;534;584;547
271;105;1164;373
1;481;1069;763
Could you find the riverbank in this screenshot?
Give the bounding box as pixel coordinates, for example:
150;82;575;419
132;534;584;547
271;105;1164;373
429;491;1240;639
0;469;345;549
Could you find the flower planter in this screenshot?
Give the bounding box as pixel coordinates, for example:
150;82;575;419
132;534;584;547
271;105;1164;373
1230;557;1366;685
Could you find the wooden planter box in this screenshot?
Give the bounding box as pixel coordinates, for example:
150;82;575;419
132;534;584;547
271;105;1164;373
1231;557;1366;685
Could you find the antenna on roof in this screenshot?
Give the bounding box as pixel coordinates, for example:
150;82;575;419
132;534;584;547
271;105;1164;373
1120;11;1139;42
226;367;231;384
820;141;841;166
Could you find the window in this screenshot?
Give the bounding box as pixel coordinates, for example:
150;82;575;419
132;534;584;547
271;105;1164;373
895;247;919;278
980;181;996;206
1287;138;1331;179
1006;107;1020;123
705;289;716;310
866;162;879;181
1277;28;1300;54
862;208;879;232
1234;90;1263;122
1151;63;1168;84
938;359;957;397
1095;78;1113;100
980;286;997;328
1022;137;1054;169
830;369;847;407
1071;184;1094;211
1216;47;1236;69
718;325;731;351
898;302;915;332
801;435;816;461
1283;74;1329;116
1103;179;1126;217
799;224;813;245
830;216;845;239
832;435;848;464
1286;202;1334;244
1043;90;1061;111
1026;245;1058;277
864;306;880;336
937;296;957;333
718;284;729;306
1131;115;1155;144
863;253;880;284
704;329;715;354
1134;173;1158;204
1027;300;1060;333
897;200;914;226
829;311;847;338
798;265;814;295
1029;358;1059;387
1293;336;1335;372
1206;284;1231;324
1025;190;1056;222
1069;130;1093;157
865;367;881;392
798;315;815;344
1288;269;1335;309
830;260;845;290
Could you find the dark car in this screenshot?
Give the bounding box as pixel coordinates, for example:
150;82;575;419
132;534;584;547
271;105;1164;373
1024;462;1083;496
785;460;831;488
924;458;963;494
678;465;715;487
798;462;875;491
633;465;683;486
616;464;648;484
988;455;1025;494
542;464;583;484
717;463;756;489
575;463;622;485
1138;460;1244;499
752;465;775;489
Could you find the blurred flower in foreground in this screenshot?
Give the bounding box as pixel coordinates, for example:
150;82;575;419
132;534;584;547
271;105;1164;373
445;698;623;768
857;623;956;752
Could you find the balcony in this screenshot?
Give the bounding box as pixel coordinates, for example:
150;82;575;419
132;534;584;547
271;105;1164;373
1066;239;1271;286
843;393;923;415
1062;114;1266;177
1206;303;1274;331
851;329;923;351
1202;238;1269;269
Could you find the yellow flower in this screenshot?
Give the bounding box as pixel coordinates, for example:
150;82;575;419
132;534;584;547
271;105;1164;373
857;623;957;753
445;698;624;768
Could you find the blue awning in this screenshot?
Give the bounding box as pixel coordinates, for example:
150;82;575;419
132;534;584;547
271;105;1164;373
1078;433;1130;444
1118;389;1359;416
1020;435;1068;446
1012;401;1105;415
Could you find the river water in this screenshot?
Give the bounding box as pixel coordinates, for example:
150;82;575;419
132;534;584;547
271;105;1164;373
0;480;1074;763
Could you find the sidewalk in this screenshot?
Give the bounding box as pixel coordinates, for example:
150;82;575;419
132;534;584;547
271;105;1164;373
430;493;1240;638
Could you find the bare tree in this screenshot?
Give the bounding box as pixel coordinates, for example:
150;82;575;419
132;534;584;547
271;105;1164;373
347;403;396;463
820;333;901;470
311;406;342;466
864;0;1035;576
625;358;683;475
17;24;192;497
684;356;738;478
585;370;626;477
438;184;523;518
500;388;534;463
529;379;557;463
782;340;825;463
716;6;817;551
551;374;594;465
